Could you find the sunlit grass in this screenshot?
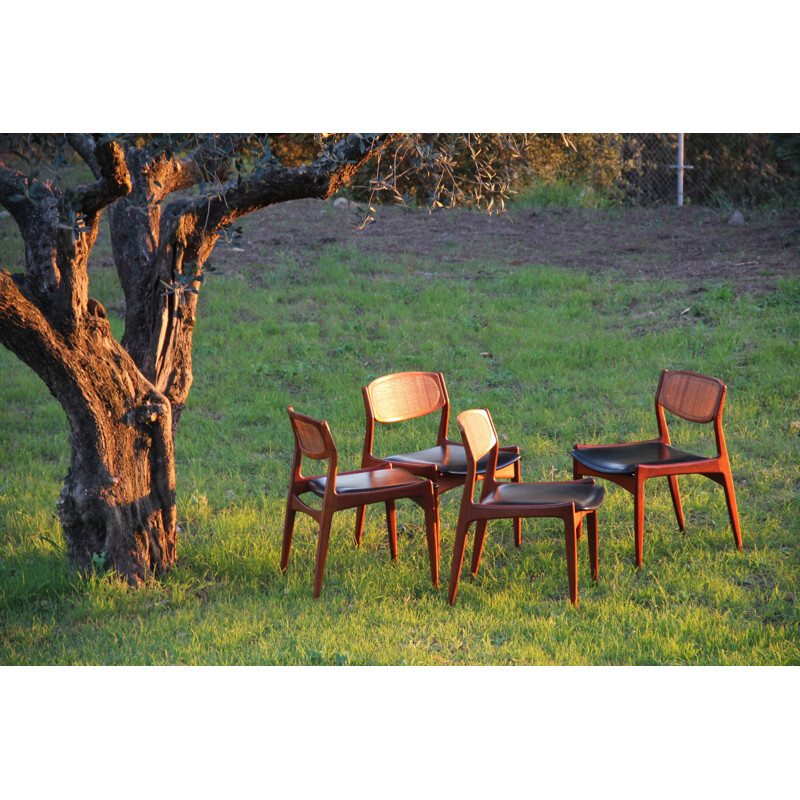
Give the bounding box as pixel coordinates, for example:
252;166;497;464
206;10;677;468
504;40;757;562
1;227;798;665
509;178;614;209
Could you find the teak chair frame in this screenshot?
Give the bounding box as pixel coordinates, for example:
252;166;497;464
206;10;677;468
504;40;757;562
281;407;439;598
572;369;743;568
448;408;604;608
357;371;522;557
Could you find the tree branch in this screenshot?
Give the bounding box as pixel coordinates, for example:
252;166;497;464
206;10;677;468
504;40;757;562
0;163;65;303
67;134;101;177
70;137;132;218
0;269;66;385
180;133;400;234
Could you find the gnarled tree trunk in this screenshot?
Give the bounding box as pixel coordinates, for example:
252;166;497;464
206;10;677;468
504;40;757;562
0;270;177;582
52;320;177;582
0;139;179;582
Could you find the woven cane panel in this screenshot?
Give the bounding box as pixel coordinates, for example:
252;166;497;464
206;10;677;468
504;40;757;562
370;372;444;423
293;416;328;458
459;410;496;462
659;371;722;423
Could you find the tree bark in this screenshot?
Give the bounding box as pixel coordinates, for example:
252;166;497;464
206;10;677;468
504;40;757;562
56;349;178;583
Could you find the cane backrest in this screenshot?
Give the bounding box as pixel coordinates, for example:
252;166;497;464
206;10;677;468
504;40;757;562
288;408;334;461
366;371;447;424
658;370;724;424
458;409;498;469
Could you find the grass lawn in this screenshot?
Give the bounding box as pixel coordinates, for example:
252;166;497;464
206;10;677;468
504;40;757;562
2;200;797;798
1;206;798;668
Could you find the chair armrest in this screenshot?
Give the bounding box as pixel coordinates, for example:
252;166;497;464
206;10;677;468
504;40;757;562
368;455;441;478
345;463;399;475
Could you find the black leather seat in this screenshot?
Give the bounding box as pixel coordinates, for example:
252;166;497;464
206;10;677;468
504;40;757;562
571;442;701;475
309;468;426;496
483;481;606;510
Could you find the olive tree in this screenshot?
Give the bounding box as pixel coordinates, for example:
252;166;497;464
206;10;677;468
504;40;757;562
0;133;529;585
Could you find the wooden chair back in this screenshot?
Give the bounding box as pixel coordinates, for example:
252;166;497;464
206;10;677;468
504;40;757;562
287;406;335;462
457;408;501;504
657;369;725;424
365;371;447;424
458;408;498;471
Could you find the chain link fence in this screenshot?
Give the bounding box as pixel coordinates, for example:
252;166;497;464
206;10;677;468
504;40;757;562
617;133;796;207
620;134;681;205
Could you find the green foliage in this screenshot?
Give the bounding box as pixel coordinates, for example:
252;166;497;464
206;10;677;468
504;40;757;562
514;133;800;210
686;133;800;207
770;134;800;176
1;215;798;666
521;133;626;199
0;134;82;179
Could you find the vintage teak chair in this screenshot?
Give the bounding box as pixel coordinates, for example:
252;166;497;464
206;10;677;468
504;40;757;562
282;407;439;598
448;409;605;607
357;371;522;553
571;369;743;568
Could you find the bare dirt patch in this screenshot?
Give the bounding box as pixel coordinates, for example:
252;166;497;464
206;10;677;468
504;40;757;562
223;200;799;294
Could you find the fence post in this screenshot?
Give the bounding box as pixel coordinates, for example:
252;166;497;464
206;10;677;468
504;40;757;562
671;133;693;206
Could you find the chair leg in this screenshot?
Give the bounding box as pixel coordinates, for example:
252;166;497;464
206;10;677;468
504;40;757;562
422;492;439;588
564;516;579;608
433;493;441;564
633;477;645;569
385;499;398;561
587;511;599;583
512;461;522;546
281;506;296;571
354;505;366;547
720;468;743;551
667;475;685;531
470;519;489;576
576;517;583;542
448;517;472;605
312;509;335;599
